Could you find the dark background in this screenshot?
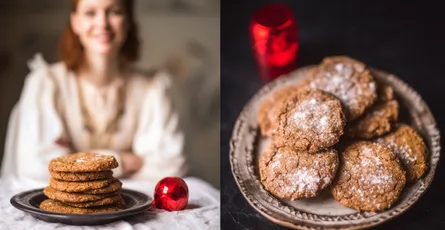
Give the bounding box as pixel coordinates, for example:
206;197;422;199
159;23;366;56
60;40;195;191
221;0;444;229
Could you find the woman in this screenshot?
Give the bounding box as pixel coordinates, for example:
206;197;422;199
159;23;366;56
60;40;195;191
1;0;186;181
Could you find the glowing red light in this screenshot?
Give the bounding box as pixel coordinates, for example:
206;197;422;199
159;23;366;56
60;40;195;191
250;3;299;81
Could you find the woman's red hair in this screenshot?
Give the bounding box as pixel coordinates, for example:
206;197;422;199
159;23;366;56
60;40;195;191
59;0;140;72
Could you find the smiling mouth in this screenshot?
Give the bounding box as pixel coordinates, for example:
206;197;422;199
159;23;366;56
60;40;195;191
95;34;114;43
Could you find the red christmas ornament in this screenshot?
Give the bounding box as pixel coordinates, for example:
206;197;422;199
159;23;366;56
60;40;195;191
152;177;189;211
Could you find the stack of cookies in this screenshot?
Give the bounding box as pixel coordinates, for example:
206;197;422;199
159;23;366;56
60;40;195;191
40;152;126;214
258;56;428;212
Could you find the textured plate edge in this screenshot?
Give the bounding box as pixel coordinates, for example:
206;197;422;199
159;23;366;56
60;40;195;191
229;65;441;230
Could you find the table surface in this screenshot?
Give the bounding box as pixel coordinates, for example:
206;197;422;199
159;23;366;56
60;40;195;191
2;177;220;230
221;1;445;229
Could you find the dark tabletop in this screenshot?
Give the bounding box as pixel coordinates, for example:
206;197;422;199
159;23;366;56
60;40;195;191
221;0;445;229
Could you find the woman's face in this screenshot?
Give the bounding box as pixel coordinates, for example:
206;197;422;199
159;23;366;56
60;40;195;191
71;0;127;57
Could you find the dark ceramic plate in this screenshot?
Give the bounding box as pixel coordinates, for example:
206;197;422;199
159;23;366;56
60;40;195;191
230;65;440;229
10;188;152;225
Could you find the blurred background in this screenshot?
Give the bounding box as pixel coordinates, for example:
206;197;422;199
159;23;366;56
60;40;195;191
0;0;220;188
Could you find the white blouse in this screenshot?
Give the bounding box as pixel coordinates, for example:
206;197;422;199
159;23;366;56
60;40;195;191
1;53;187;182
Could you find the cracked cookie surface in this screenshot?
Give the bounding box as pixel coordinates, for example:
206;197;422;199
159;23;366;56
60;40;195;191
259;144;339;200
376;124;428;183
347;100;399;139
49;152;118;172
347;83;398;139
275;89;346;153
257;85;302;136
331;141;406;212
302;56;377;121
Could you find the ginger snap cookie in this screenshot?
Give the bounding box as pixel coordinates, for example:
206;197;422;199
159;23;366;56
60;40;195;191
63;194;125;208
347;100;399;140
40;199;125;214
43;186;117;203
259;144;339;200
49;152;118;172
303;56;377;121
275;89;346;153
49;178;120;193
82;180;123;195
49;170;113;182
347;82;398;139
376;124;428;183
331;141;406;212
257;85;302;136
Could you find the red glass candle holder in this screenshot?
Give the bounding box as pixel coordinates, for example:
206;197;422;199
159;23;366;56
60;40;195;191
250;3;299;81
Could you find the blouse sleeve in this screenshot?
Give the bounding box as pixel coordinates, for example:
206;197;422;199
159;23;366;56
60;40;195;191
12;56;70;181
131;71;187;181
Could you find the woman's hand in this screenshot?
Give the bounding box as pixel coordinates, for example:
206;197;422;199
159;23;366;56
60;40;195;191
119;152;144;177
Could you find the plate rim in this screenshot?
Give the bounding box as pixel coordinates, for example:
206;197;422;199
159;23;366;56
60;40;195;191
10;187;152;219
229;65;441;230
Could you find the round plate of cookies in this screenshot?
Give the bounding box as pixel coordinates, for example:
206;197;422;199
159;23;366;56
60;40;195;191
230;56;440;229
11;153;152;225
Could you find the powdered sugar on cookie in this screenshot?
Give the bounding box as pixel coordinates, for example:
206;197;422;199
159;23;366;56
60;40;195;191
331;141;406;212
259;146;339;200
277;90;345;153
376;124;428;182
306;57;377;120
